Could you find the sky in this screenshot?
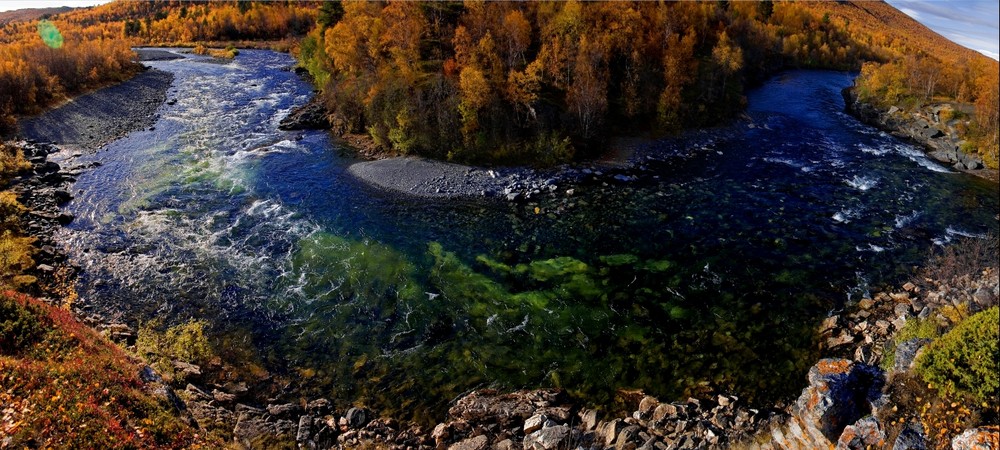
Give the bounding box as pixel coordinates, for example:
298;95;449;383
1;0;997;60
888;0;1000;60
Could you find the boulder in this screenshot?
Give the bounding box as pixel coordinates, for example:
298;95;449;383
794;359;885;442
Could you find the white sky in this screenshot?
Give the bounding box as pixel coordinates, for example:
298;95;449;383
2;0;997;61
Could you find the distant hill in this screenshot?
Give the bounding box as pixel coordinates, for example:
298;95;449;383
822;1;986;64
0;6;73;25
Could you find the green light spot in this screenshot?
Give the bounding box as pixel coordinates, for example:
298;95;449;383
38;20;63;49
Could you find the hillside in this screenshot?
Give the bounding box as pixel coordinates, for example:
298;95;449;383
0;7;73;25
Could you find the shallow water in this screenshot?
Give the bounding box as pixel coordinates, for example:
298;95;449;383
56;51;999;421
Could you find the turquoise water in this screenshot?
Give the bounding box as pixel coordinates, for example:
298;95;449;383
57;51;999;421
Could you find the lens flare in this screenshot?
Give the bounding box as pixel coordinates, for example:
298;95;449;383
38;20;64;49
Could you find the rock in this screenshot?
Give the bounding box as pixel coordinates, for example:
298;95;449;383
973;287;996;309
903;282;917;292
524;425;570;450
306;398;332;414
524;414;546;434
278;97;328;131
858;298;875;310
233;415;297;448
893;338;932;373
578;408;598;430
267;403;301;418
451;435;489;450
297;415;313;443
893;422;928;450
448;389;563;429
345;407;370;429
836;417;885;449
952;428;999;450
211;389;236;404
432;423;451;445
56;213;74;225
820;315;839;333
650;403;678;422
637;396;659;419
494;438;515;450
794;359;884;443
171;360;202;381
615;425;641;447
53;189;72;204
825;331;855;349
597;419;627;446
36;264;55;272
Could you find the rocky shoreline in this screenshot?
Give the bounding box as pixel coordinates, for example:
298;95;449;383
842;88;999;182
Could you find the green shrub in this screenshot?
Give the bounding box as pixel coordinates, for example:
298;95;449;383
915;306;999;403
0;293;44;354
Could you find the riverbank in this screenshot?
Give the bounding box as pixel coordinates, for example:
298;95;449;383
17;68;173;152
843;88;999;183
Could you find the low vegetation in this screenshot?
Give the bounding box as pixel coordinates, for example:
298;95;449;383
0;292;217;448
915;306;999;405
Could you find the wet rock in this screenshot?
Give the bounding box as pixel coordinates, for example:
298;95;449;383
279;97;329;131
56;213;74;225
53;189;72;204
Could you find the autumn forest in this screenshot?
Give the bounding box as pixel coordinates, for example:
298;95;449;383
0;0;997;166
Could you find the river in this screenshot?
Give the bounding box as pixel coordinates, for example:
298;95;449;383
53;50;999;421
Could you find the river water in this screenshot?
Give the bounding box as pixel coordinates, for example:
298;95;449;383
55;50;999;420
